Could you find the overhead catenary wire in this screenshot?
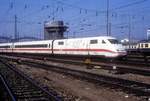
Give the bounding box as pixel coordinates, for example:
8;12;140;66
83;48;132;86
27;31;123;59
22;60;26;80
0;0;150;40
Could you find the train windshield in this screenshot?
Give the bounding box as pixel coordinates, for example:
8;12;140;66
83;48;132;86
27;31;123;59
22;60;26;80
108;39;121;44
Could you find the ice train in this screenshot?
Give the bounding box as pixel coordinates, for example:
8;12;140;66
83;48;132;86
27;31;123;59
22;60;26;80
0;36;127;58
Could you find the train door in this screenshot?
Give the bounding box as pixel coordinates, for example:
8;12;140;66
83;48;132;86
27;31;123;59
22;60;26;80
48;43;52;54
53;40;66;55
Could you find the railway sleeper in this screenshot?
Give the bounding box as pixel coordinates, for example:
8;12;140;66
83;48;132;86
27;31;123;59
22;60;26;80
16;93;45;98
14;90;43;95
13;89;42;93
17;96;49;100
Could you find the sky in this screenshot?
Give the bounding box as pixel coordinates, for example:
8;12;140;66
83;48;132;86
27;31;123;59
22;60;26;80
0;0;150;42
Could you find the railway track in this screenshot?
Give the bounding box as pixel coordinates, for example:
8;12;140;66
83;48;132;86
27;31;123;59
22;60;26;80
1;54;150;76
3;57;150;100
0;59;62;101
1;53;150;66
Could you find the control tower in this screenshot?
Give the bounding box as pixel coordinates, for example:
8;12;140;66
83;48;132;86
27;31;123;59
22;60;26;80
44;21;68;40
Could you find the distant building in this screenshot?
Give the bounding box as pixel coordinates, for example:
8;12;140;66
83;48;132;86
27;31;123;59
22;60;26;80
147;28;150;40
44;21;68;40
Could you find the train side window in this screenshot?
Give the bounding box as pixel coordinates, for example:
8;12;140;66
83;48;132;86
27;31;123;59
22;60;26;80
102;40;106;44
15;44;47;48
0;46;10;48
141;44;143;48
90;40;97;44
145;44;148;48
58;41;64;45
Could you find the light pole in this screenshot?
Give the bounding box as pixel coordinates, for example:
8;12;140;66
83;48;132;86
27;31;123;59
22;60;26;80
128;15;131;48
14;15;18;42
106;0;111;36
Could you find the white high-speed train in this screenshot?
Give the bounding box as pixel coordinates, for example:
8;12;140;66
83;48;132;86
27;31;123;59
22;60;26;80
0;36;127;58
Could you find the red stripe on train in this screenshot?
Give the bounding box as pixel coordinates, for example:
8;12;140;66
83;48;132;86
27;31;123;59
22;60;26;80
0;48;117;53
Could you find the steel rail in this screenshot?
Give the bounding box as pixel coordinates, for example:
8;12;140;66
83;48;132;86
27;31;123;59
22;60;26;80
0;59;62;101
18;59;150;98
1;55;150;76
0;74;16;101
